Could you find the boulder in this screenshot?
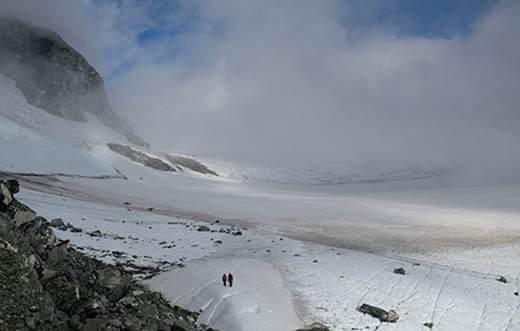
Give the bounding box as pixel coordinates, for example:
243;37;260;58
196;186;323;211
386;309;399;323
424;322;434;329
296;321;330;331
393;267;406;275
89;230;103;237
197;225;210;232
50;218;66;229
82;318;107;331
12;203;37;227
497;276;508;283
0;181;13;207
358;304;399;323
6;179;20;194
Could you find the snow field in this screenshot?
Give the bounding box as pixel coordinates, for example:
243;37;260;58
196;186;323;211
19;188;520;331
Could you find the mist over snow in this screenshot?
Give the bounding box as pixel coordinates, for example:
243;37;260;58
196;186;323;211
3;0;520;182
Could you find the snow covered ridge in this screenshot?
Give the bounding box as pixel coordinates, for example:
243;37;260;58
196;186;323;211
0;17;147;147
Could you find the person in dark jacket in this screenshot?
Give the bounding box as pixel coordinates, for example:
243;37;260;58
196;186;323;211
228;273;234;287
222;273;227;287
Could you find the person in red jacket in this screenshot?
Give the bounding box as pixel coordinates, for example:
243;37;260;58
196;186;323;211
228;273;234;287
222;273;227;287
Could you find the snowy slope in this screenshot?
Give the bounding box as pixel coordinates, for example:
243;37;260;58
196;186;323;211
149;259;301;331
0;74;118;176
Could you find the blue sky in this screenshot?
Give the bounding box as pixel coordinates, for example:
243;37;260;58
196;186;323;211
101;0;500;79
341;0;498;38
131;0;499;44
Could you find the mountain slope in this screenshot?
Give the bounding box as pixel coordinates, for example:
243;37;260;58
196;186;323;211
0;17;148;147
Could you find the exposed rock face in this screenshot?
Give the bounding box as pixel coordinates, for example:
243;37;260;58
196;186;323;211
164;155;219;176
0;18;148;147
108;143;176;172
0;178;209;331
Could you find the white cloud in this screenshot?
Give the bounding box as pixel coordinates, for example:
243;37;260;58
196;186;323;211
3;0;520;179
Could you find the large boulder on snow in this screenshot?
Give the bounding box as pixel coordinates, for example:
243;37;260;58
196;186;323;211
358;304;399;323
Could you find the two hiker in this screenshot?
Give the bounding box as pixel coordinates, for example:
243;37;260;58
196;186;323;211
222;273;234;287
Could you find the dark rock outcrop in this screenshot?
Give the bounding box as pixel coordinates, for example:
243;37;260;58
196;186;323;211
108;143;176;172
0;18;148;147
0;178;207;331
164;155;218;176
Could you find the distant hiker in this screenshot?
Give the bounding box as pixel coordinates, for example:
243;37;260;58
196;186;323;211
228;273;234;287
222;273;227;287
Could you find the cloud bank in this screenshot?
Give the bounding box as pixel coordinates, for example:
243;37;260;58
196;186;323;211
3;0;520;179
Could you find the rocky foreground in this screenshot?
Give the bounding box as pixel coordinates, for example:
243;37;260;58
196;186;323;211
0;178;213;331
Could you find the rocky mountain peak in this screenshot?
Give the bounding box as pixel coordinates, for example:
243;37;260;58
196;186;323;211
0;17;149;147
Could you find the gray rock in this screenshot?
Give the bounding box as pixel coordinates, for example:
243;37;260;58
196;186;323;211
5;179;20;194
296;322;330;331
89;230;103;237
108;144;174;172
0;181;13;207
197;225;210;232
357;304;399;323
50;218;65;228
24;315;37;330
82;318;107;331
164;154;219;176
13;207;37;227
386;309;399;323
393;267;406;275
497;276;508;283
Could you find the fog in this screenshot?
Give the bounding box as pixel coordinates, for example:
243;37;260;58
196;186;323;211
3;0;520;177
